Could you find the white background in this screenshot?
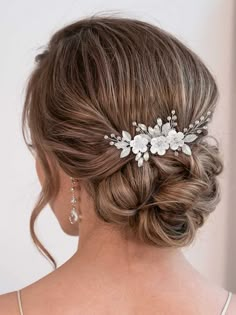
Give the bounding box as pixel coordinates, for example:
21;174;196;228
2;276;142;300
0;0;235;294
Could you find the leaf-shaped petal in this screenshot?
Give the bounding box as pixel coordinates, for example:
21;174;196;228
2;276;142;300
157;118;162;126
143;151;150;161
138;157;144;167
120;147;131;158
122;130;131;142
148;126;155;136
154;124;160;130
161;122;171;136
135;152;142;161
182;144;192;155
138;123;147;131
183;134;198;143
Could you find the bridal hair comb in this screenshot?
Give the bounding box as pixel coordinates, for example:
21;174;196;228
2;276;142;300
104;109;212;167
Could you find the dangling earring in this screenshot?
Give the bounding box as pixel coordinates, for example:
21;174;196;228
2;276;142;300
69;176;82;224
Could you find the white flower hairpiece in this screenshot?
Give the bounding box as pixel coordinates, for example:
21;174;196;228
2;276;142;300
104;109;212;167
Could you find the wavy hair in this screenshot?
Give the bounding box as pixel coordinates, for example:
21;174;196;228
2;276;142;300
22;14;223;269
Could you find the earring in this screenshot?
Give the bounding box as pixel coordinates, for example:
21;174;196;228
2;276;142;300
69;176;82;224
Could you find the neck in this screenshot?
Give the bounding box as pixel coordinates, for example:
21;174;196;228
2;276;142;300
66;221;194;281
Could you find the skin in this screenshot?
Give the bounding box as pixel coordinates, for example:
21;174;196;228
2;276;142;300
0;156;235;314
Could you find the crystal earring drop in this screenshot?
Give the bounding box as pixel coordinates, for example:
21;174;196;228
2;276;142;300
69;177;82;224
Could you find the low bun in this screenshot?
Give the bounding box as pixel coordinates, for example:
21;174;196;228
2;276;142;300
94;137;223;248
94;162;156;224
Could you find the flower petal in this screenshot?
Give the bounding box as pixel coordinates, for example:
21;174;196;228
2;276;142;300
140;146;148;153
167;129;177;136
140;134;151;142
132;146;140;154
178;140;185;147
150;145;157;154
164;142;170;150
177;132;184;140
170;143;179;150
157;148;166;156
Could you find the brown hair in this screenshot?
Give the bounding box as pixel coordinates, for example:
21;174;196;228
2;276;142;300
22;14;223;269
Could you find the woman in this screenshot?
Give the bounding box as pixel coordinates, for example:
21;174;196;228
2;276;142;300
0;14;235;315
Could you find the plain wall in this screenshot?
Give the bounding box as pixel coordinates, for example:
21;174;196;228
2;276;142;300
0;0;235;293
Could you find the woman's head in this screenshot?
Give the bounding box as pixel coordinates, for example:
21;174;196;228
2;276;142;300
22;14;223;268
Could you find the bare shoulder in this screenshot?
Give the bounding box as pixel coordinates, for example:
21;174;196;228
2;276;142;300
228;293;236;315
0;291;19;315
